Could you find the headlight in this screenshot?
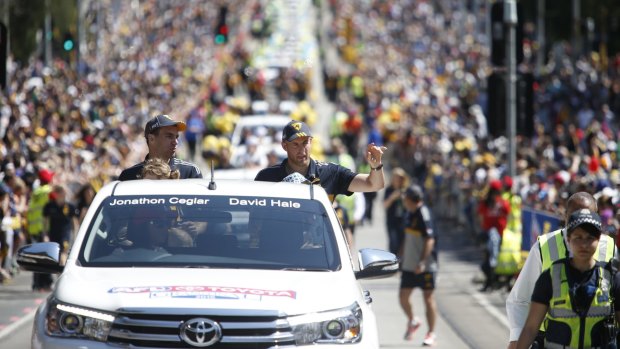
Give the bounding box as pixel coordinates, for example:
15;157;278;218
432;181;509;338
287;303;362;344
46;299;115;341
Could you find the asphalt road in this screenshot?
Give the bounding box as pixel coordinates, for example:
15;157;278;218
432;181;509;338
353;200;511;349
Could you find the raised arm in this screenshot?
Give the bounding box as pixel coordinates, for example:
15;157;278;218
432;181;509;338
348;143;386;192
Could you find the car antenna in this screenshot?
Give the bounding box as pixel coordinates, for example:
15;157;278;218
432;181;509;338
308;175;318;200
208;160;217;190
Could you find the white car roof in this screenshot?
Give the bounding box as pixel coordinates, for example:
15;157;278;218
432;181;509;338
101;179;329;202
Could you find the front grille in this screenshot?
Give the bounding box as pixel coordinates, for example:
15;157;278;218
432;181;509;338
107;308;295;348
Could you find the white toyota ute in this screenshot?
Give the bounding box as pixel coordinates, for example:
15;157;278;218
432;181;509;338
18;178;398;348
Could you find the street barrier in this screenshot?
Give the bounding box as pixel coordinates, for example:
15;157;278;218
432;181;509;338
520;207;562;250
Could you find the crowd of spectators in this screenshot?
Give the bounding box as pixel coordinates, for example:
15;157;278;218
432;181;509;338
0;0;261;281
322;0;620;242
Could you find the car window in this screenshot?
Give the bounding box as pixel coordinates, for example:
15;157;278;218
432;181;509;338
79;195;341;271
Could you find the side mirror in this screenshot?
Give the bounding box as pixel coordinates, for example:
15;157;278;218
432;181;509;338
355;248;399;280
16;242;64;274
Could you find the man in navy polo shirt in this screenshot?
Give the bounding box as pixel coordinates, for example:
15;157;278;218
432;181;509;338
255;120;386;202
119;114;203;180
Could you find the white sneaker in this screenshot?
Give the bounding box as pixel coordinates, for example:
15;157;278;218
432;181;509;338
422;332;436;346
404;318;421;341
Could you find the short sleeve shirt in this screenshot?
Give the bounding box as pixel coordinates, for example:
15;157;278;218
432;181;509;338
43;201;79;242
400;205;438;272
254;158;358;202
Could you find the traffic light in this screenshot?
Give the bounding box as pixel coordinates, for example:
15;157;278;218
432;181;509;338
215;23;228;44
63;32;75;52
214;6;228;45
0;22;6;90
490;1;524;66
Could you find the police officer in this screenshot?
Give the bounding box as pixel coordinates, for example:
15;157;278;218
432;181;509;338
119;114;202;180
254;120;386;202
506;192;617;348
516;209;620;349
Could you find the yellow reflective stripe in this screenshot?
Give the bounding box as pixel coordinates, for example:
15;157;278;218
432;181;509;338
550;264;564;299
597;237;607;262
596;235;615;263
539;234;552;270
540;230;565;271
553;232;565;262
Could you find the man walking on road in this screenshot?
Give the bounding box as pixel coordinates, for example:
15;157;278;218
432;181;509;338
505;191;616;349
399;184;438;346
255;120;386;202
119;114;202;180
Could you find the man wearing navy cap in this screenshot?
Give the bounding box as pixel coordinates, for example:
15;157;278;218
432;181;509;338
255;120;386;202
119;114;202;180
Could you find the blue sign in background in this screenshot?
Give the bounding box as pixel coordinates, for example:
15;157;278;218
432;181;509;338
520;207;562;250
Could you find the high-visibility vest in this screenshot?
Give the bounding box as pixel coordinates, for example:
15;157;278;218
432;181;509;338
539;229;615;271
337;194;355;224
538;229;615;333
502;192;522;234
25;184;51;236
545;260;612;349
495;228;522;275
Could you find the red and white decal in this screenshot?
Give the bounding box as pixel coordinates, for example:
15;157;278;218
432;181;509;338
109;285;297;298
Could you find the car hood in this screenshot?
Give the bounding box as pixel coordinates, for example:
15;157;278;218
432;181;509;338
54;268;363;315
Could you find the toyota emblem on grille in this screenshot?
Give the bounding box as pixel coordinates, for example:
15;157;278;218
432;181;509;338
180;318;222;347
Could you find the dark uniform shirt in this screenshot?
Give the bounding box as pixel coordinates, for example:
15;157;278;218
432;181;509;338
401;204;438;272
118;156;202;181
43;201;79;247
254;158;357;202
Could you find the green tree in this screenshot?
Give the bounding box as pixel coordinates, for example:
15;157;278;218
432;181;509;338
8;0;77;64
521;0;620;57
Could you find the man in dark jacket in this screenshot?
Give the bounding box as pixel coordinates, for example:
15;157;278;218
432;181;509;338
119;114;202;180
255;120;386;202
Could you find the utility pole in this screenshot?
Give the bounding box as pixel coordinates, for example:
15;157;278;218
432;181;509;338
536;0;545;76
2;0;8;54
571;0;581;70
45;0;52;66
1;0;9;94
505;0;517;178
77;0;87;76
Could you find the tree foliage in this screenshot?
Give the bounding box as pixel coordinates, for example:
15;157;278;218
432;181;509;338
7;0;77;64
520;0;620;57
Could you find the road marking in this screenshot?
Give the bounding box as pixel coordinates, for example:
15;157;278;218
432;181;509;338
0;307;36;342
470;291;510;329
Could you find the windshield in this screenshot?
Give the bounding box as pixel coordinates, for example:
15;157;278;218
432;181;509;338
78;195;340;271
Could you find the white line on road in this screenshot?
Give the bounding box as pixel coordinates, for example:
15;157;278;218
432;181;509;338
0;308;36;342
470;291;510;329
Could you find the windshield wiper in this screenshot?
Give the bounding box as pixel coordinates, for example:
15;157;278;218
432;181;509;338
280;267;331;272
